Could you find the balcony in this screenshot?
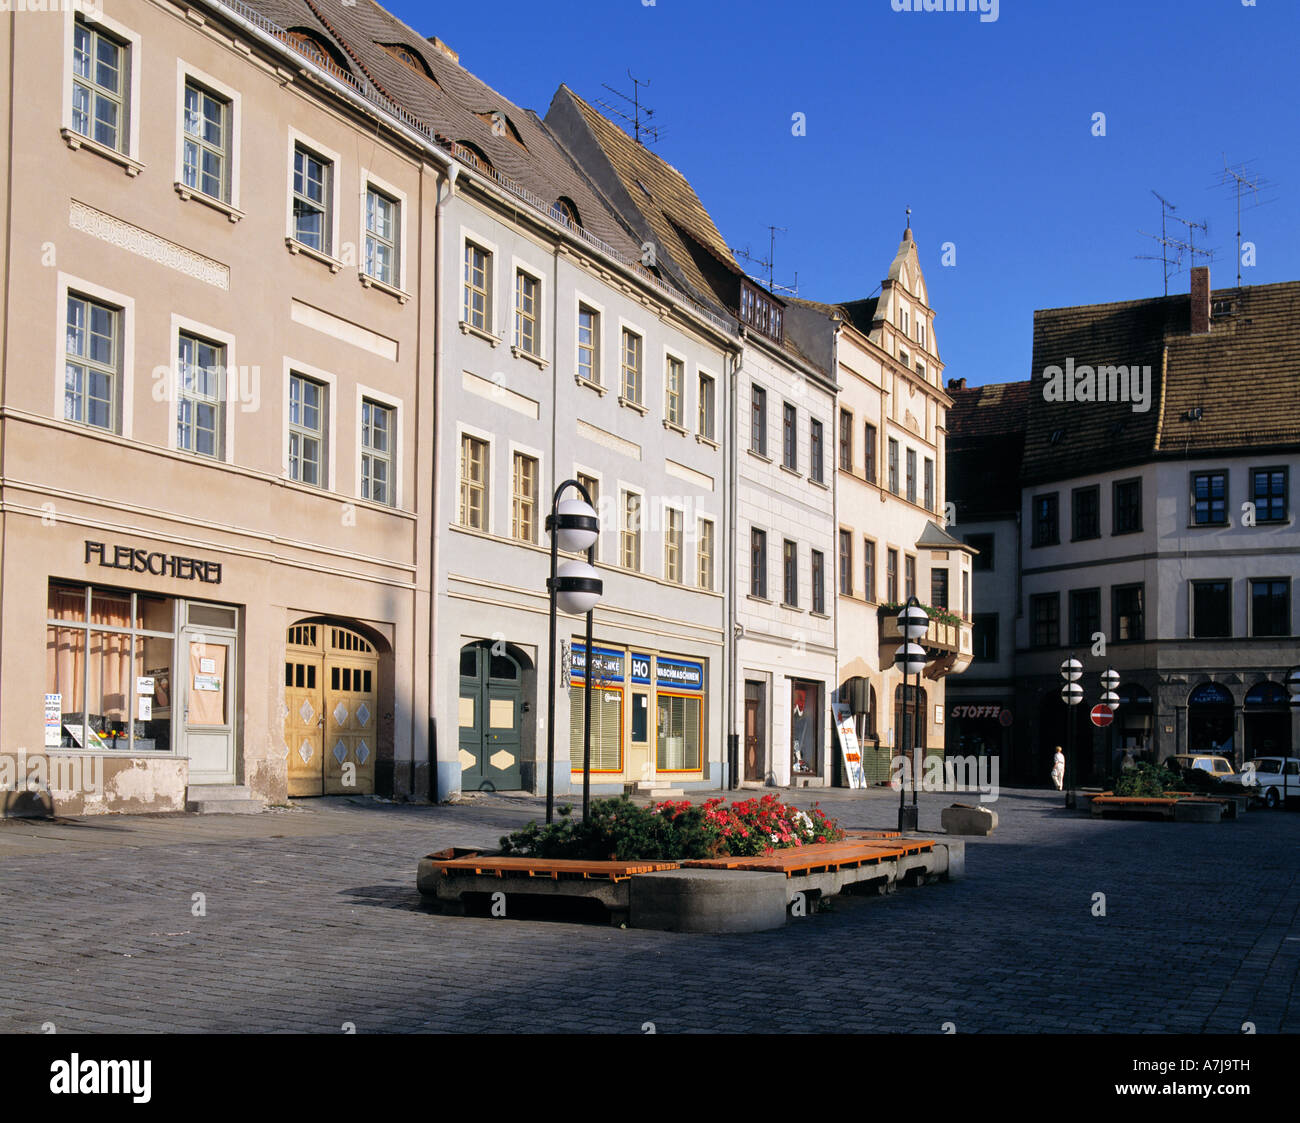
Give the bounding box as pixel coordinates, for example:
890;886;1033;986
878;604;974;677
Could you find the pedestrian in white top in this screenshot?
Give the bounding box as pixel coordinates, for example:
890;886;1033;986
1051;746;1065;791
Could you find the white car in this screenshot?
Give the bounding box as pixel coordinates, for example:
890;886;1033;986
1234;756;1300;809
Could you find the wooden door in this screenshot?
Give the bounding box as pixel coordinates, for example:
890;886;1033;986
744;682;764;782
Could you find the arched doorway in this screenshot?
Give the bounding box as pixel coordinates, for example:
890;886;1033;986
458;640;529;791
1244;680;1291;759
1187;682;1234;757
283;621;381;796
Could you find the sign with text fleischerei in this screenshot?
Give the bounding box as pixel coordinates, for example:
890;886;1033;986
832;703;866;790
84;540;223;584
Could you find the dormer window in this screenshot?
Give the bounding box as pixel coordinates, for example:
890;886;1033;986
286;29;350;75
475;111;528;152
551;196;581;228
455;140;494;175
740;280;784;344
381;42;439;87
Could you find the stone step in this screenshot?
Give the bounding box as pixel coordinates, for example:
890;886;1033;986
187;785;264;815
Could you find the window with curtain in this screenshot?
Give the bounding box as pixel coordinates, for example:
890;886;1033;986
657;693;701;771
569;685;622;771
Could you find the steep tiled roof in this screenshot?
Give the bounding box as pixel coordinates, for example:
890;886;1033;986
947;381;1029;520
1022;279;1300;485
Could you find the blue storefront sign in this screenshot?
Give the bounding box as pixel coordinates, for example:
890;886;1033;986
571;644;625;684
629;654;652;685
656;657;704;692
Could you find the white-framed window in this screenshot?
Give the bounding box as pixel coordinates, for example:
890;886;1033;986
698;370;716;441
66;13;141;163
665;353;685;428
464;241;491;331
288;372;327;487
360;398;396;506
64;292;120;432
176;331;225;459
621;326;643;404
664;505;684;583
919;319;928;349
459;431;490;531
514;268;540;356
621;487;643;570
577;303;600;385
364;187;399;287
574;468;602;559
182;81;228;200
511;450;540;542
698;517;715;590
285;129;341;260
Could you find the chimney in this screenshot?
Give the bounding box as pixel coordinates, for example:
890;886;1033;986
1190;266;1210;335
947;377;966;391
427;36;459;65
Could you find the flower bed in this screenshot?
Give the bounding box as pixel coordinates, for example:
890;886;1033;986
499;794;845;862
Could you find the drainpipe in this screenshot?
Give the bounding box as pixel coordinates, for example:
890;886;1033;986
428;164;459;802
550;240;561;799
726;344;740;789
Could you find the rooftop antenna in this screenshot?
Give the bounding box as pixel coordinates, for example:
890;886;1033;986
1215;158;1274;287
593;71;659;146
1136;191;1211;294
731;225;799;296
1135;190;1178;296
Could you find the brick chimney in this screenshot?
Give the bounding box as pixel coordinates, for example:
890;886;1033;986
1190;266;1210;335
947;377;966;391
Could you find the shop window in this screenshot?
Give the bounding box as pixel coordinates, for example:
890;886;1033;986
568;685;622;771
657;693;701;771
46;582;175;752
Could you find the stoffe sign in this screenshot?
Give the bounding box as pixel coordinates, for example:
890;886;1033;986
1090;704;1114;728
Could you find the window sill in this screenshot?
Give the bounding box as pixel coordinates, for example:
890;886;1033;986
359;272;411;304
1070;534;1101;543
61;128;144;176
662;420;688;436
781;603;803;613
779;463;801;478
575;375;607;396
618;395;647;415
746;594;772;605
174;182;243;222
1186;521;1230;530
696;434;719;449
511;345;547;369
809;478;830;489
810;611;831;620
747;448;772;464
285;237;343;273
460;320;501;347
1111;529;1143;537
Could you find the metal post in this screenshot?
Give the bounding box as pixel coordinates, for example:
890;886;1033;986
912;666;920;813
545;499;559;825
582;597;593;821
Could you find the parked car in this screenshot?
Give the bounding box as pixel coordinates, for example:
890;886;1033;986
1232;756;1300;809
1166;753;1237;778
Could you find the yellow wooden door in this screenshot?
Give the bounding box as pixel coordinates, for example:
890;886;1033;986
285;623;324;797
323;637;378;795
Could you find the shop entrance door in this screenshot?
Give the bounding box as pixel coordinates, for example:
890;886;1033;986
183;628;236;785
284;622;378;796
458;641;523;791
744;681;765;782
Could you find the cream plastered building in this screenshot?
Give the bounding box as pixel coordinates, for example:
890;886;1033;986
0;0;446;814
788;230;975;783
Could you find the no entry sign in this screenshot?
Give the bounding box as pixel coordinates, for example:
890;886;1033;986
1090;704;1114;728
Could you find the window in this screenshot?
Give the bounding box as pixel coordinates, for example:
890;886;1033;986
810;419;824;483
1191;471;1227;526
657;693;702;772
864;423;877;484
739;281;783;343
1072;485;1100;541
905;449;917;505
360;399;395;506
962;570;970;619
1112;583;1145;642
1033;493;1060;547
289;373;327;487
898;305;909;334
838;409;853;471
621;492;642;570
664;507;684;583
750;385;767;455
1030;593;1060;648
966;533;993;571
621;329;643;404
783;403;797;470
1250;579;1290;637
176;332;224;459
783;540;798;607
919;319;927;349
1251;467;1288;523
72;18;128;153
364;186;399;287
511;453;539;542
811;551;825;614
514;271;539;355
924;457;935;511
886;549;899;604
64;294;119;431
887;439;900;494
904;554;916;600
838;530;852;596
1069;588;1100;647
47;583;177;754
916;361;926;381
182;81;229;200
577;305;599;385
931;568;949;610
577;473;599;553
464;243;491;331
1192;580;1231;638
898;347;909;370
458;434;488;529
750;529;768;598
698;518;715;590
1113;478;1142;535
863;538;876;603
972;614;998;662
568;682;622;773
698;372;715;439
292;144;332;252
665;355;684;427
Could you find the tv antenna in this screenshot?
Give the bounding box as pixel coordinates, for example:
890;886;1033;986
1136;190;1211;295
731;225;798;296
1215;157;1275;287
594;72;660;146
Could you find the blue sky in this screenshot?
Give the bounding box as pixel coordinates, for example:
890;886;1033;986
387;0;1298;388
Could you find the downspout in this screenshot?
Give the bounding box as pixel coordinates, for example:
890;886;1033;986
428;163;459;801
726;344;740;789
550;240;560;798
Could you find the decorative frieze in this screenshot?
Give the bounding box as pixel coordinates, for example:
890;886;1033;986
68;200;230;290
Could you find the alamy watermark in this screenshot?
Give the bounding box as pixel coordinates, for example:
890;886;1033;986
891;0;999;24
1041;358;1152;414
0;748;104;801
890;753;1000;801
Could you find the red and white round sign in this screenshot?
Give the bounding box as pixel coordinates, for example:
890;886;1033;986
1090;704;1114;728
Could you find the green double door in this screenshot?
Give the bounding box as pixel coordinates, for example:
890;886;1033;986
458;641;523;791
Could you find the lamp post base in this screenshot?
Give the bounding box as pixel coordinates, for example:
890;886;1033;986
1065;791;1077;810
898;805;919;832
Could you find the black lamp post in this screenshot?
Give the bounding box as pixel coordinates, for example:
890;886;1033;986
1060;656;1083;809
1100;668;1121;778
544;480;602;824
895;597;929;832
1286;667;1300;805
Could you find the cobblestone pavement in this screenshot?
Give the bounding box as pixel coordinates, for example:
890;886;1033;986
0;786;1296;1034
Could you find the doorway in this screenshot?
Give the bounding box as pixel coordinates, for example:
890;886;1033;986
283;621;379;796
182;602;239;786
458;640;525;791
744;680;766;782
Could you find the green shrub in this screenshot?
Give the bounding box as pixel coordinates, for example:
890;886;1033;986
1111;761;1181;798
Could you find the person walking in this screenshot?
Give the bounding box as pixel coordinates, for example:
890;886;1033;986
1051;745;1065;791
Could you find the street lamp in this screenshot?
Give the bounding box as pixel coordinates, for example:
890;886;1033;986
1060;657;1083;809
1286;667;1300;805
894;598;929;831
1101;668;1121;778
545;482;602;824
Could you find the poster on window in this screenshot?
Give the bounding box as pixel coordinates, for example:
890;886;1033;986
44;694;62;747
791;683;819;777
832;703;866;790
188;643;227;726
